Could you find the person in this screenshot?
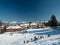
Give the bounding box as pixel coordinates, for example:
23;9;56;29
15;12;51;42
31;38;33;41
26;40;29;43
40;36;44;39
48;34;50;37
33;36;38;41
24;41;25;43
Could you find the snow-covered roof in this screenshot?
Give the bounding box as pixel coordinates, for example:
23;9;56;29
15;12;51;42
20;24;29;26
24;24;29;26
7;25;21;29
31;23;37;25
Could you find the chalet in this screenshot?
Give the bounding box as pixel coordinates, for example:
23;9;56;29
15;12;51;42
20;23;29;29
6;25;23;32
6;21;23;32
30;22;37;29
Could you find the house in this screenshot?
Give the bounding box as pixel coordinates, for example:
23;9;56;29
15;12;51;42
6;25;23;32
30;22;45;28
20;23;29;29
6;21;24;32
30;22;38;29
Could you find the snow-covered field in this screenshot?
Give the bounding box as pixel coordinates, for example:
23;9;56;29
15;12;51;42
0;28;60;45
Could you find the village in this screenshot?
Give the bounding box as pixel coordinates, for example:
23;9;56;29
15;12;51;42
0;20;46;33
0;18;60;45
0;15;59;33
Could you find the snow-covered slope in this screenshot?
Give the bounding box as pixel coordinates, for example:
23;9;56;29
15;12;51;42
0;28;60;45
0;32;60;45
27;27;51;31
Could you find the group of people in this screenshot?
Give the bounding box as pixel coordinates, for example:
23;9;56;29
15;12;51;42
23;34;51;44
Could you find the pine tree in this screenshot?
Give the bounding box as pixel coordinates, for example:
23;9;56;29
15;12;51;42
48;15;57;27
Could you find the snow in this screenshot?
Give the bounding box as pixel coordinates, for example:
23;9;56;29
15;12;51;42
7;25;22;29
27;27;51;31
31;23;37;25
0;28;60;45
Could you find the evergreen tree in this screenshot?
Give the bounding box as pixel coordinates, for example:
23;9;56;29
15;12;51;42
29;22;32;28
3;26;6;32
48;15;57;27
0;20;2;26
1;26;6;33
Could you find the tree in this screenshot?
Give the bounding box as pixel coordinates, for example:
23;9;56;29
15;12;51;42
48;15;57;27
0;20;2;26
0;26;6;34
3;26;6;32
1;26;6;33
29;22;32;28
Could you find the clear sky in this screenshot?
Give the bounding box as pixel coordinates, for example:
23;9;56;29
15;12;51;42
0;0;60;22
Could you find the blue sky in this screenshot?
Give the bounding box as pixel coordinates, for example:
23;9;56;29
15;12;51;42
0;0;60;22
